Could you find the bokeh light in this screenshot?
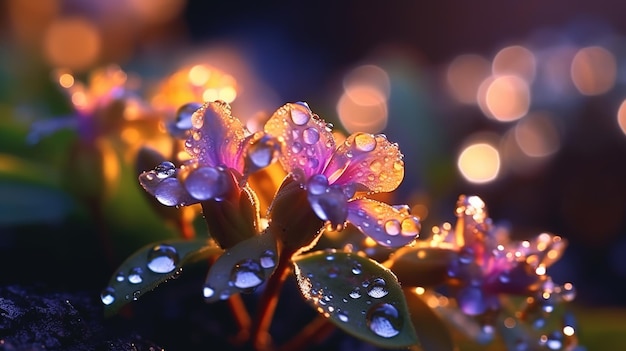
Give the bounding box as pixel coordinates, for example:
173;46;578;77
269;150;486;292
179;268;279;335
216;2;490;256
457;140;501;183
492;45;536;82
43;17;102;70
514;112;560;157
478;75;530;122
617;99;626;136
446;54;491;104
571;46;617;96
337;64;389;134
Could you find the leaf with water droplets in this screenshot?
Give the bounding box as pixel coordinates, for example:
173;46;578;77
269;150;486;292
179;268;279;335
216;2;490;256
385;246;458;288
203;231;278;302
102;239;221;316
403;288;454;351
293;250;418;348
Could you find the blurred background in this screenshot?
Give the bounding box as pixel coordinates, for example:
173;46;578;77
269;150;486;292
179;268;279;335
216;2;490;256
1;0;626;348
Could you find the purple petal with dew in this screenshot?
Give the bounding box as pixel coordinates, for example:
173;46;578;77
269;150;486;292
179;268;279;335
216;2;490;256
306;175;350;229
346;198;420;247
186;101;248;173
264;102;335;182
139;168;197;207
324;133;404;193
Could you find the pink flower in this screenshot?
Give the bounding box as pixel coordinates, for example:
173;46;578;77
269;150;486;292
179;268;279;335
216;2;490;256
139;100;278;207
264;102;420;247
443;195;569;316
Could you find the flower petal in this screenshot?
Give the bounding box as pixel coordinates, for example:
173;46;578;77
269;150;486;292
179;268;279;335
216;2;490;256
139;165;197;207
264;102;335;182
324;133;404;193
186;101;248;173
347;198;420;247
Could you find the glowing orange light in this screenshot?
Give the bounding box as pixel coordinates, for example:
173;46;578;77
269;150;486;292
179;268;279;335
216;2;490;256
571;46;617;96
336;91;388;134
128;0;186;25
492;45;536;82
218;86;237;103
457;142;501;183
446;54;491;104
343;64;390;100
188;65;211;86
43;17;101;70
514;112;560;157
414;287;425;295
479;75;530;122
58;73;75;88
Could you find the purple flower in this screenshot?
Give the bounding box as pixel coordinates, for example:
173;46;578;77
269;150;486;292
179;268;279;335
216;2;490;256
441;195;568;316
139;100;279;207
264;102;420;247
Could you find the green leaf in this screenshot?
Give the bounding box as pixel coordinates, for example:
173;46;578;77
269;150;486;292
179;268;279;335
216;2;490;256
403;288;455;351
203;231;278;302
385;246;457;288
293;250;419;349
102;239;221;316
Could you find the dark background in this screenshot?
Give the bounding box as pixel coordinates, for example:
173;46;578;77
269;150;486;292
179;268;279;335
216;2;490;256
1;0;626;348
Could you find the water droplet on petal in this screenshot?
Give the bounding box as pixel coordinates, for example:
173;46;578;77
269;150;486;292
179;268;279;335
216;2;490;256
307;174;328;195
349;287;362;299
400;218;420;237
259;250;276;268
147;244;179;273
246;134;279;170
175;102;202;130
354;133;376;152
384;220;401;236
290;104;311;125
101;287;115;305
303;127;320;145
154;161;176;179
366;277;389;298
230;259;265;290
128;267;144;284
184;166;229;201
203;286;215;298
366;303;402;338
291;142;303;153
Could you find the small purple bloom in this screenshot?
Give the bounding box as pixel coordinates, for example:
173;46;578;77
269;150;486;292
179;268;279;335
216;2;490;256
139;100;279;207
264;102;420;247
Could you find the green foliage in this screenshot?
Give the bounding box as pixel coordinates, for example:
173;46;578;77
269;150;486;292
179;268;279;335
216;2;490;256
102;238;221;316
293;250;419;349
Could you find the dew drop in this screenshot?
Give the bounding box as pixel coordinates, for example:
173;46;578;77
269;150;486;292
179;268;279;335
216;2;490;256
328;266;339;278
291;142;303;154
366;277;389;298
247;135;279;169
354;133;376;152
351;263;362;275
101;287;115;305
369;160;382;173
400;218;419;237
307;174;328;195
366;303;402;338
337;311;349;322
147;244;179;273
290;105;310;125
175;102;202;130
384;220;401;236
154;161;176;179
349;287;362;299
203;286;215;298
230;259;265;289
115;272;125;282
259;250;276;269
128;267;144;284
184;167;229;200
303;127;320;145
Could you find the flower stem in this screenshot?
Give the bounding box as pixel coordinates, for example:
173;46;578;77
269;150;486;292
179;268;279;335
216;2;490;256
251;245;294;351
